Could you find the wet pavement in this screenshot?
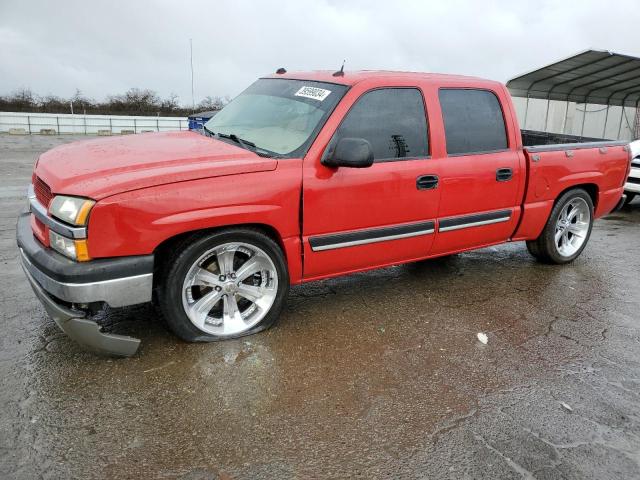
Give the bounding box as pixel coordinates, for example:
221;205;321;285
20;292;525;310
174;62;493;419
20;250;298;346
1;134;640;479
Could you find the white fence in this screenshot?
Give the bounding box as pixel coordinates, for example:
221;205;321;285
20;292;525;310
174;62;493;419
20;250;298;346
0;111;189;135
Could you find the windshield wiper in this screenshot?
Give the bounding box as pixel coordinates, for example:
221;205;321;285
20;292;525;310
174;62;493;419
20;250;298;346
217;133;256;150
216;133;277;158
202;125;216;137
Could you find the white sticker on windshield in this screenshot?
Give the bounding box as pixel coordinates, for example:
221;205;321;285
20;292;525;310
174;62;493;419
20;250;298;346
294;86;332;101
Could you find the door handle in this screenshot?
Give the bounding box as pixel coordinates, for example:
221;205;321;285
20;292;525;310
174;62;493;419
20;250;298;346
416;175;439;190
496;168;513;182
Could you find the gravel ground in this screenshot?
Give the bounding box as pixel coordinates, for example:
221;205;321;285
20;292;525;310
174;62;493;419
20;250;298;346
1;134;639;479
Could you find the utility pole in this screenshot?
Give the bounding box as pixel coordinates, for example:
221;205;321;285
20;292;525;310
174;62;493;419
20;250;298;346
190;38;195;113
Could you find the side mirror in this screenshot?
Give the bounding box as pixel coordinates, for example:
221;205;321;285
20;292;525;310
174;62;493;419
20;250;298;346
322;137;374;168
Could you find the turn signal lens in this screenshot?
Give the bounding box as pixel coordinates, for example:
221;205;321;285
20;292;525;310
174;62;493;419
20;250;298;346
74;239;91;262
49;231;91;262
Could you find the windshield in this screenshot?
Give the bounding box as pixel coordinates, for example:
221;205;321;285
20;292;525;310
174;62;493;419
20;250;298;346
205;78;348;157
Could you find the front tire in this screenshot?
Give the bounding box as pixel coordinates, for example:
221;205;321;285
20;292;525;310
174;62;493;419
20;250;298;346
526;189;594;264
157;228;289;342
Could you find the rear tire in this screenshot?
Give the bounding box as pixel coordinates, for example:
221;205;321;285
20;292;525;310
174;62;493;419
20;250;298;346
157;228;289;342
525;189;594;264
525;240;541;260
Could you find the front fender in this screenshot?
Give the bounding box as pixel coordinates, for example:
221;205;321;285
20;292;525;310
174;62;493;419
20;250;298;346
87;164;301;259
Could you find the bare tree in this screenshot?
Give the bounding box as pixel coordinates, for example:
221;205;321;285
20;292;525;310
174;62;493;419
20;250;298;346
197;95;226;112
160;92;180;114
0;87;202;116
107;88;162;114
40;95;68;113
0;88;37;111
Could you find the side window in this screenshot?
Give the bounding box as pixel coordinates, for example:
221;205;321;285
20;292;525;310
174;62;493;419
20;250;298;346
439;89;508;155
329;88;428;161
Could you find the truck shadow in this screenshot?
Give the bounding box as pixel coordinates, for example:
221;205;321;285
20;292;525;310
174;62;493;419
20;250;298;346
603;197;640;222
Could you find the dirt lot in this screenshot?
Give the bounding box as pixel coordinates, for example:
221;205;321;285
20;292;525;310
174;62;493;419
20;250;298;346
1;134;640;479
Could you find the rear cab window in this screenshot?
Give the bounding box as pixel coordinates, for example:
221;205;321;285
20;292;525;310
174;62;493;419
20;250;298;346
325;88;429;162
438;89;508;156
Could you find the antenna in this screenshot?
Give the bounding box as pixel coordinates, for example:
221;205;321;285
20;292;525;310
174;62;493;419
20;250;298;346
332;60;345;77
276;67;287;74
189;38;195;112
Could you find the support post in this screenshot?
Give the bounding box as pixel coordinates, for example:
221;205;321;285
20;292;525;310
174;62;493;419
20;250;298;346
543;98;551;132
602;104;610;139
617;106;625;139
580;103;588;137
523;95;530;129
561;100;570;134
635;101;640;139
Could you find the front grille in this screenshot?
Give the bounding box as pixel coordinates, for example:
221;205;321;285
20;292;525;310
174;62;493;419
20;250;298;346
34;176;52;207
632;159;640;168
628;177;640;185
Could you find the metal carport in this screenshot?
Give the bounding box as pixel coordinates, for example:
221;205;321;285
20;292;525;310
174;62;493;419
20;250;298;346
507;49;640;139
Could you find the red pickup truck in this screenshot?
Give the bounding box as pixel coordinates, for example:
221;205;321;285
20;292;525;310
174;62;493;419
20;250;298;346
17;70;631;356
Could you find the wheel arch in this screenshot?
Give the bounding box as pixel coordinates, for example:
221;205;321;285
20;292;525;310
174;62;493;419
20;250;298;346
525;184;595;264
557;183;598;209
153;222;303;285
514;183;598;241
152;223;290;285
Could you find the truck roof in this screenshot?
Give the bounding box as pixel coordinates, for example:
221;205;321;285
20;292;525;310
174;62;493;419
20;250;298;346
264;70;503;89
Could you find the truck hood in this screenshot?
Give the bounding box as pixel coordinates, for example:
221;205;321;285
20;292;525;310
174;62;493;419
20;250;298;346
35;131;278;200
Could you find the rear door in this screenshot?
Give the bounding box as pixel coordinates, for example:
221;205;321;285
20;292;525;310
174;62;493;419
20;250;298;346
302;85;441;280
430;87;523;255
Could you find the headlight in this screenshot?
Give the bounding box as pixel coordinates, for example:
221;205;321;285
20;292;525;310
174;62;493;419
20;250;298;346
49;230;91;262
49;195;95;226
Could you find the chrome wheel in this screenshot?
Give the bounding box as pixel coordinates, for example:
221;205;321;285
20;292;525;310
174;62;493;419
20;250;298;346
181;242;278;336
555;198;590;257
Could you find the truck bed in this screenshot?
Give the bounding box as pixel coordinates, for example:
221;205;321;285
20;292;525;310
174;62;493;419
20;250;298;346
521;129;628;152
513;130;630;242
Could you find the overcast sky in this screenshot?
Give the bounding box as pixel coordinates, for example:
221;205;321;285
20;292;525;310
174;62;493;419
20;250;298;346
1;0;639;105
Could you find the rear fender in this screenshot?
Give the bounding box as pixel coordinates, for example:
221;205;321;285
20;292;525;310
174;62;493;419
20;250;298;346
514;176;601;241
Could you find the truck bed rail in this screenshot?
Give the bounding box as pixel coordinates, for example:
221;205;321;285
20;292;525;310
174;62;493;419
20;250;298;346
525;140;629;153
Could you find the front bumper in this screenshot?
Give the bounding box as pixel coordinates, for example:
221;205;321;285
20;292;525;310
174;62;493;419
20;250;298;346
22;265;141;356
17;213;154;356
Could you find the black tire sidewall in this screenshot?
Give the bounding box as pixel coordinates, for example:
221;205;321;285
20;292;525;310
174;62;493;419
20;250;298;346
158;229;289;342
541;189;594;264
525;239;541;259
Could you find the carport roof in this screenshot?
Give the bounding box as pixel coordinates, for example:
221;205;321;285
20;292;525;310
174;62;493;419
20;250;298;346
507;49;640;107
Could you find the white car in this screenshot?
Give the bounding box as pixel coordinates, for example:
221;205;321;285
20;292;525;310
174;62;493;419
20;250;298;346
625;140;640;205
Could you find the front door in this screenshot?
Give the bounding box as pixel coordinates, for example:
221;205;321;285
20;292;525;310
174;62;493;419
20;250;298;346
302;86;441;280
